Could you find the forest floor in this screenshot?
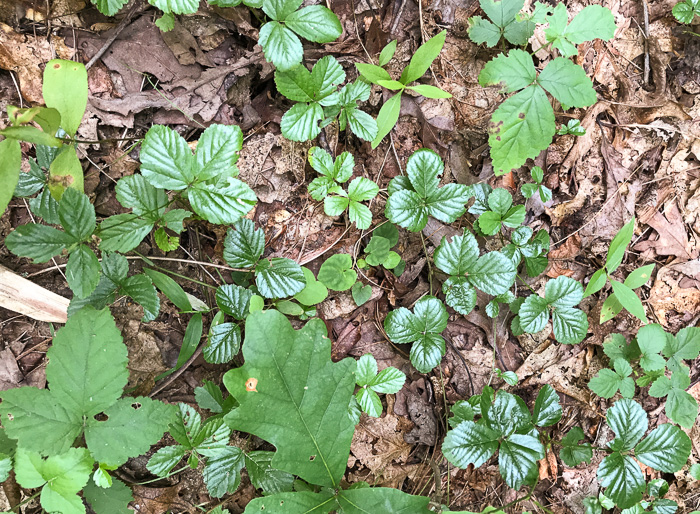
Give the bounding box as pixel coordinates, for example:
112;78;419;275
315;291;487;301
1;0;700;512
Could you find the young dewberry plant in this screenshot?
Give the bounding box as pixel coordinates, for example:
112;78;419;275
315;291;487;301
356;31;452;148
583;217;655;323
520;166;552;203
672;0;700;24
384;295;448;373
467;0;540;47
557;119;586;136
433;229;516;316
358;222;405;274
223;218;306;298
258;0;342;71
353;354;406;418
474;3;616;175
307;147;379;229
589;324;700;428
473;188;526;235
275;56;378;142
385;149;471;231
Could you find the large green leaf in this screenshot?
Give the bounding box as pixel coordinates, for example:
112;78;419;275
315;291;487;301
606;399;647;451
140;125;195;190
499;434;543;490
597;452;645;509
551;306;588;344
115;174;168;221
188;179;257;224
5;223;75;262
443;421;500;468
487;85;555;176
98;213;154;253
58;188;96;242
336;488;431;513
195;124;243;181
565;5;617;44
635;424;691;473
478;49;536;93
43;60;87;137
259;22;303;72
255;258;306;298
66;245;100;299
0;138;21;215
285;5;342;43
83;478;133;514
537;58;597;107
224;310;357;487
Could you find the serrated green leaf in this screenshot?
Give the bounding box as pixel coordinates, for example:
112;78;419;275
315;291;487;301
537;58;597;107
83;478;132;514
14;157;46;198
215;284;251;320
281;102;324;141
148;0;199;13
194;124;242;181
468;251;516;296
92;0;130;16
435;230;479;275
532;385;562;427
147;445;187;476
356;354;378;386
664;381;698;429
560;427;592;466
27;187;58;224
545;275;584;307
245;451;295;495
255;258;306;298
499;434;543;490
663;326;700;373
443;421;500;468
480;0;524;27
468;16;502;47
552;307;588;344
566;5;617;43
15;447;93;514
115;174;168;221
479;49;536;92
120;274;160;322
318;253;357;291
66;245;100;298
140;125;195;190
674;0;700;23
448;401;475;427
607;399;648;451
503;18;535;45
484;391;531;435
636;324;666;371
356;387;382;417
5;223;74;262
259;21;303;71
205;323;241;364
285;5;342;43
589;359;634;399
188;179;256;224
57;188;95;242
519;295;549;333
203;446;244;497
606;217;635;272
385;189;428;231
444;278;478;315
224;310;356;487
223;218;264;269
97;213;152;253
635;424;691;473
347;176;378;202
597;452;645;509
370;366;405;394
488;85;555;175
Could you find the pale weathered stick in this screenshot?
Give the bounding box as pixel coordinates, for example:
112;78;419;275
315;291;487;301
0;265;69;323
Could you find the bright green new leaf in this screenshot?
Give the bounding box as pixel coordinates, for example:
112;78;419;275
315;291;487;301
356;387;382;417
583;268;607;297
649;372;698;428
635;424;691;473
479;0;524;27
624;263;655;289
589;359;634;399
14;447;93;514
606;217;635;272
537;58;597;107
48;145;84;200
636;323;666;371
565;5;617;44
195;124;243;181
610;279;646;322
91;0;130;16
43;60;87;137
663;326;700;373
560;427;592;467
294;267;329;305
0;138;21;215
318;253;357;291
448;401;475;427
378;40;397;66
148;0;200;14
224;310;357;487
255;258;306;298
399;30;446;85
355;63;392;84
673;0;700;23
371;91;402;148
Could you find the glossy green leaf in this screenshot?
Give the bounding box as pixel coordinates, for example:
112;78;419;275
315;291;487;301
443;421;500;468
43;60;87;137
205;323;241;364
0;138;21;214
532;385;562;427
255;258;306;298
285;5;342;43
259;22;303;72
140;125;195;190
597;452;645;509
635;424;691;473
188;179;257;224
499;434;544;490
66;245;100;299
245;451;295;495
318;253;357;291
98;213;153;253
606;399;648;451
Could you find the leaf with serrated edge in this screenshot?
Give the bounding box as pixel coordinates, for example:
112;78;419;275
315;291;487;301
443;421;500;468
597;452;645;509
537;58;597;107
479;49;536;92
635;424;691;473
140;125;195;190
499;434;544;490
606;399;647;451
259;22;303;72
532;385;562;427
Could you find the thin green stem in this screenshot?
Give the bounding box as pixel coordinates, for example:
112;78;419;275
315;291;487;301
420;232;433;295
10;490;41;512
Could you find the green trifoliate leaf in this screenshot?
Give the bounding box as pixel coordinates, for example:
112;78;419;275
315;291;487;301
245;451;295;495
83;478;132;514
479;0;525;27
607;399;648;451
589;359;635;399
559;427;592;467
115;174;168;220
140;125;195;190
318;253;357;291
499;433;544;490
285;5;342;43
636;323;667;371
202;446;244;497
635;424;691;473
15;447;93;514
216;284;252;319
649;372;698;428
255;258;306;298
205;323;241;364
532;385;562;427
606;217;635;272
188;178;257;224
66;245;100;298
468;16;502;47
259;22;303;72
224;310;356;487
479;49;536;93
148;0;200;14
597;452;645;509
663;326;700;373
98;213;153;253
223;218;264;269
443;421;500;469
488;85;555;175
195;124;243;181
537;58;597;107
277;55;345;103
280;102;324;141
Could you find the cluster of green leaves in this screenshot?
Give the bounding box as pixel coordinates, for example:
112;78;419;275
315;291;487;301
583;217;655;323
673;0;700;23
356;31;452;148
0;307;175;514
443;385;561;491
511;275;589;344
220;309;433;513
386;149;470;231
1;59;87;215
557;119;586;136
276;57;378;142
578;399;690;509
353;354;405;418
520;166;552;203
358;222;405;274
589;324;700;428
470;0;615;174
307;147;379;229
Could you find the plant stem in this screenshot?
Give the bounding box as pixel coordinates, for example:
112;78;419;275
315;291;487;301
10;490;40;512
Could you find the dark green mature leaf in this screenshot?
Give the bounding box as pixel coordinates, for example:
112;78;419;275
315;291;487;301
607;399;648;451
224;310;357;487
5;223;74;262
98;213;153;253
216;284;252;319
532;385;562;427
245;451;295;495
560;427;592;467
66;245;100;298
499;434;544;490
635;424;691;473
552;307;588;344
336;487;431;513
518;295;549;333
205;323;241;364
223;218;264;268
443;421;500;468
140;125;195;190
254;258;306;298
196;124;243;181
484;391;531;435
434;230;479;275
83;478;133;514
149;0;200;14
120;274;160;322
468;252;516;296
674;0;700;23
243;489;336;513
597;452;645;509
203;446;245;497
115;174;168;221
649;372;698;428
188;179;257;224
280;102;324;141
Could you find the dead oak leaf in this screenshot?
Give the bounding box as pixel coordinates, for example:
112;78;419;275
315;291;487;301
635;202;698;261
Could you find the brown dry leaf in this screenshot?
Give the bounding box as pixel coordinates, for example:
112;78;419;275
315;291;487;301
635;201;698;261
546;234;581;278
648;260;700;331
0;349;22;391
0;23;73;102
131;484;186;514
